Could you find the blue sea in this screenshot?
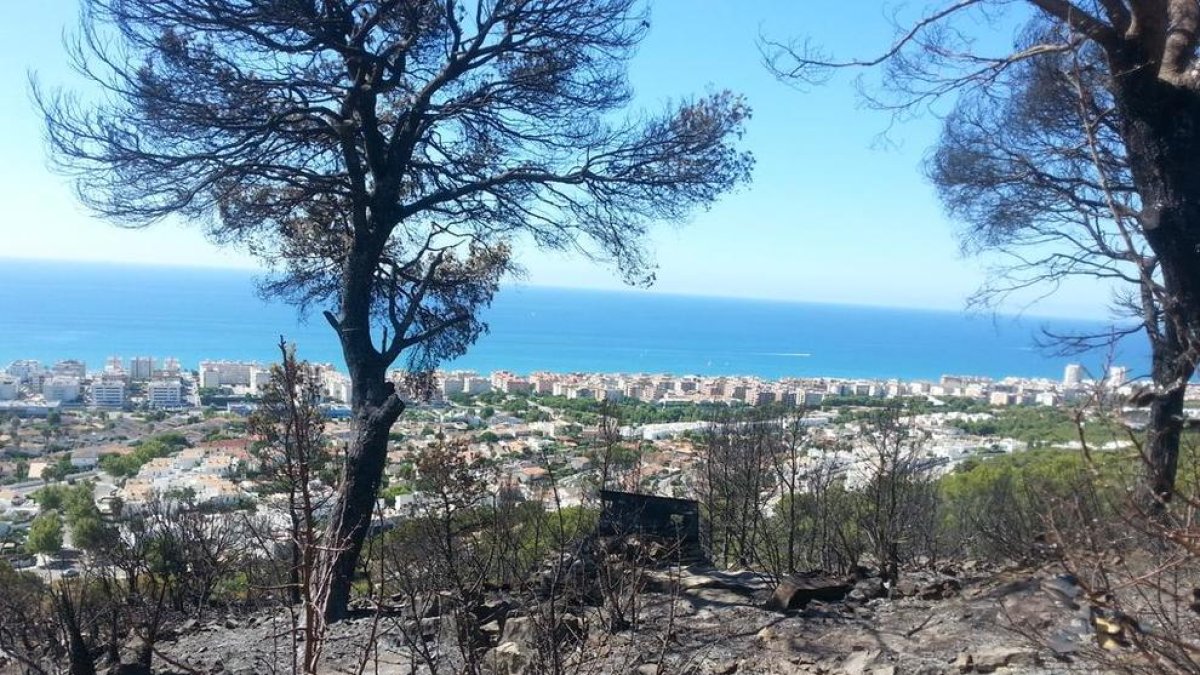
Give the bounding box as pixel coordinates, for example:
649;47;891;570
0;259;1149;381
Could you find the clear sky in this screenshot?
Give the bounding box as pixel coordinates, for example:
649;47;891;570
0;1;1107;319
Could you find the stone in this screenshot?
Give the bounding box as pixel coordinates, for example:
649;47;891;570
764;574;851;612
919;577;962;600
840;649;881;675
484;641;530;675
849;577;886;603
892;579;919;598
970;646;1035;673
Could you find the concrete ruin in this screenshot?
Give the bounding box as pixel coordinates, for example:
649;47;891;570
597;489;705;562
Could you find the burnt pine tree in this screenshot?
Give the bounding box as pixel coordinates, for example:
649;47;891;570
767;0;1200;505
929;26;1193;512
39;0;752;621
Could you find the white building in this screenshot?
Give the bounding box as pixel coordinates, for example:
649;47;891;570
0;375;18;401
464;376;491;395
1063;363;1084;387
439;373;465;397
104;356;126;377
160;357;183;378
52;360;87;379
1107;366;1129;387
42;376;82;403
197;360;257;386
6;360;43;383
199;367;222;389
91;380;127;408
147;380;184;409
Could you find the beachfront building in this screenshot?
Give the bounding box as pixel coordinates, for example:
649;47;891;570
198;360;257;386
104;356;126;378
129;357;155;381
159;357;183;378
52;359;87;379
6;360;43;384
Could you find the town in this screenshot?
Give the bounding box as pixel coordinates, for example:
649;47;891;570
0;354;1180;575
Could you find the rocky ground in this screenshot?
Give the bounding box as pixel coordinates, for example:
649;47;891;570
132;562;1127;675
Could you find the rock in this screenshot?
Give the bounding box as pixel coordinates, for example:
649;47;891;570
484;641;530;675
697;658;739;675
970;646;1035;673
223;618;240;630
764;573;851;612
954;652;973;673
919;577;962;600
840;649;881;675
849;577;886;603
500;613;586;649
636;664;661;675
891;579;919;598
179;618;200;633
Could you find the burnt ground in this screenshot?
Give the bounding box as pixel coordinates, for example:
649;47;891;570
135;563;1132;675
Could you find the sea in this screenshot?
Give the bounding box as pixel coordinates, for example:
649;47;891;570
0;259;1150;382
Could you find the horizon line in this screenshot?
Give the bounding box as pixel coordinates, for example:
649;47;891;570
0;254;1116;324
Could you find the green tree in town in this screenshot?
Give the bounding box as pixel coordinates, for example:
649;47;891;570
27;510;64;557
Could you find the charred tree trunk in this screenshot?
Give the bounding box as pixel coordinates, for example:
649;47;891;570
1145;374;1189;506
321;247;407;623
1112;66;1200;505
321;387;404;622
54;589;95;675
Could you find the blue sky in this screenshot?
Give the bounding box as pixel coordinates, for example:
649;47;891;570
0;1;1107;319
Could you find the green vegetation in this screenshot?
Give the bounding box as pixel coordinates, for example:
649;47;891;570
98;432;191;478
381;483;413;501
938;446;1134;561
26;510;63;555
950;406;1120;447
33;482;113;553
533;395;739;425
38;457;75;482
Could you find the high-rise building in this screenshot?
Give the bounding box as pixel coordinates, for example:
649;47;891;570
104;356;126;376
1107;366;1129;387
129;357;155;382
160;357;183;377
1063;363;1084;387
